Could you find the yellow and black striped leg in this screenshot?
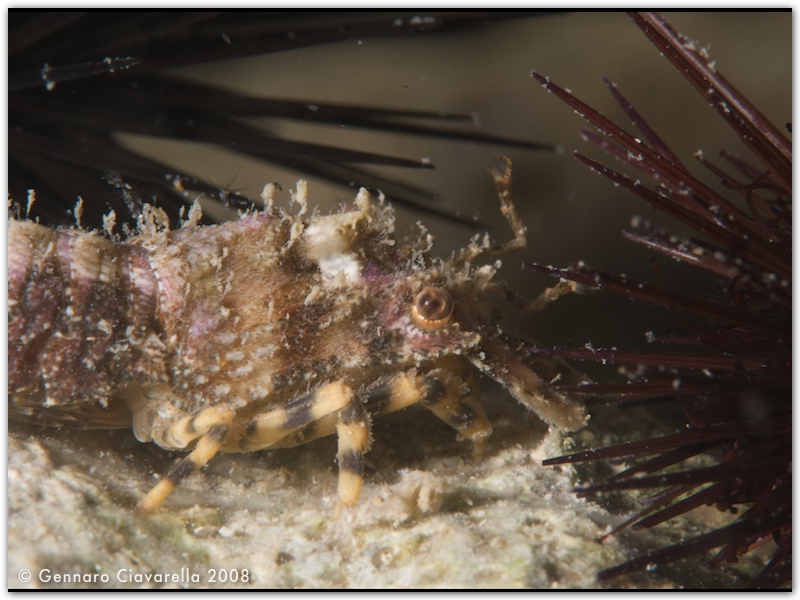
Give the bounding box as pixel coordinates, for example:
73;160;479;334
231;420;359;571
242;381;354;451
362;371;430;415
421;369;492;459
138;407;233;513
360;365;491;457
334;399;371;518
270;371;423;449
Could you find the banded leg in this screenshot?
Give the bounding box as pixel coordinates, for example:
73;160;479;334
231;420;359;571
334;399;371;518
420;368;492;459
269;371;424;449
273;369;492;458
138;407;232;513
242;381;370;516
241;381;354;451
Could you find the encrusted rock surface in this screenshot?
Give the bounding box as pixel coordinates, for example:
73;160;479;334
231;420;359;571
8;394;765;589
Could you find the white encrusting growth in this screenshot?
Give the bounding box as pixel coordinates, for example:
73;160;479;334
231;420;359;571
316;252;362;285
300;184;375;286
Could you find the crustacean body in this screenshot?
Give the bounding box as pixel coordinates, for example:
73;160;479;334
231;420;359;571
8;158;586;514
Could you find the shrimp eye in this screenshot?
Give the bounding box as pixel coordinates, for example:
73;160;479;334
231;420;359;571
412;287;454;330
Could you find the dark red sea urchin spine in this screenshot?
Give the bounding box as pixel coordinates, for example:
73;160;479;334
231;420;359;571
529;12;790;588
